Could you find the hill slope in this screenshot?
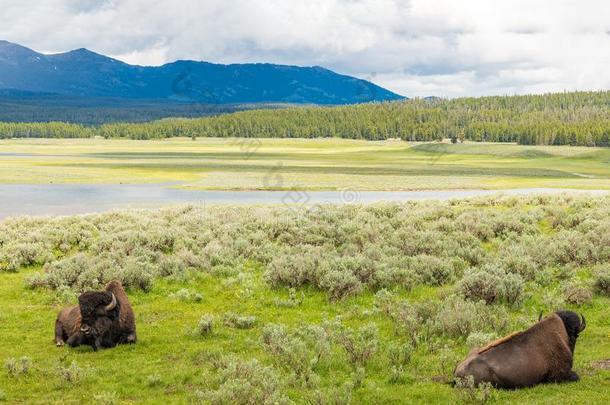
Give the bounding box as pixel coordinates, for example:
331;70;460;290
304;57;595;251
0;40;403;104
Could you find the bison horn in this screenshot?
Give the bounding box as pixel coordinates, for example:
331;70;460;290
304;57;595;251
105;293;117;312
538;311;543;322
579;313;586;332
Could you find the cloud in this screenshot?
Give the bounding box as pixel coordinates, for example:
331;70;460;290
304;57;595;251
0;0;608;97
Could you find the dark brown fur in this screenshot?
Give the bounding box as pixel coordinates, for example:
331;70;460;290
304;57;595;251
55;280;137;350
54;305;84;347
104;280;137;344
454;311;585;388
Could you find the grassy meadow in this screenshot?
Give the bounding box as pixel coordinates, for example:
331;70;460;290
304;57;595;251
0;138;609;190
1;195;609;404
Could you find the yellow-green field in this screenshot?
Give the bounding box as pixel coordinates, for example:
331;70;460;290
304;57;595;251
0;138;608;190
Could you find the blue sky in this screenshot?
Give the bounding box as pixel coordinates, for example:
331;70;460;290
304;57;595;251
1;0;609;97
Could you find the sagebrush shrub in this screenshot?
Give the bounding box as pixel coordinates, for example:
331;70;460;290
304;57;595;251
458;267;502;304
373;289;395;316
194;315;214;337
594;266;610;296
541;290;565;312
466;332;497;349
434;295;508;338
500;273;525;307
387;342;413;369
93;392;119;405
56;360;86;385
562;282;593;306
410;255;454;286
262;323;329;387
458;265;524;306
170;289;203;303
222;313;256;329
320;270;362;301
201;356;291;405
4;195;608;300
147;374;163;388
334;323;379;368
4;357;31;378
273;288;304;308
390;302;423;346
310;382;354;405
454;375;497;404
498;253;537;280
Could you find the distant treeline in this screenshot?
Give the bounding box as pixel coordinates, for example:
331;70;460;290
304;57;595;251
0;93;286;125
1;91;610;146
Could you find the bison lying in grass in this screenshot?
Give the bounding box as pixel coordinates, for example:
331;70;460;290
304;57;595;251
55;280;137;351
454;310;586;389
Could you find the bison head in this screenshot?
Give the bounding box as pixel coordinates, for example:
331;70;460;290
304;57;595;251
78;291;120;337
556;310;586;354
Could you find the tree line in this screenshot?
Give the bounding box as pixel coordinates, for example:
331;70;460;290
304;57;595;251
1;91;609;146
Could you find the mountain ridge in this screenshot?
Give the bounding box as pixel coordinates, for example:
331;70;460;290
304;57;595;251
0;40;404;104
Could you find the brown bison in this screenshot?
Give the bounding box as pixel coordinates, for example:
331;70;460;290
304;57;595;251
454;310;586;389
54;280;137;351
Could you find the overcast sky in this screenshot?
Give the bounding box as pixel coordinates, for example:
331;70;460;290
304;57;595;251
1;0;609;97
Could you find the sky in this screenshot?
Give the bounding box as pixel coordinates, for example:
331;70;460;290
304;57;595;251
1;0;609;98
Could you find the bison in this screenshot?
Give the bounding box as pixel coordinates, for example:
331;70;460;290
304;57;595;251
54;280;137;351
54;296;114;350
454;310;586;389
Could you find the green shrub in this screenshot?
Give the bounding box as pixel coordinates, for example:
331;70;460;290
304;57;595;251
147;374;163;388
311;382;354;405
500;273;526;307
320;270;362;301
170;289;203;303
454;375;497;404
410;255;454;286
374;289;395;315
194;315;214;337
264;246;323;289
334;323;379;368
56;360;87;385
541;290;565;312
262;323;330;387
434;296;508;338
498;254;537;280
458;265;524;306
386;341;414;383
93;392;119;405
466;332;497;349
5;195;610;302
273;288;304;308
222;313;257;329
563;282;593;306
390;302;422;346
458;267;501;304
201;357;291;405
594;266;610;296
5;357;31;378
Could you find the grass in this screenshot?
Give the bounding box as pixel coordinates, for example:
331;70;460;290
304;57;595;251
1;267;609;404
1;196;610;403
0;138;608;190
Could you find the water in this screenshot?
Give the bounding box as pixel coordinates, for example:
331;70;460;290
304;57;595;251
0;184;607;219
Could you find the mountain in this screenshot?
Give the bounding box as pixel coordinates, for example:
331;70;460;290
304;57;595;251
0;40;404;104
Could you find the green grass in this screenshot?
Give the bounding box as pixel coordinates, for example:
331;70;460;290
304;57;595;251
1;266;609;403
1;197;610;404
0;138;608;190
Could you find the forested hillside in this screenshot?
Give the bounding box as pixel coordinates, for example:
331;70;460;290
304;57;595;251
0;91;287;124
1;91;609;146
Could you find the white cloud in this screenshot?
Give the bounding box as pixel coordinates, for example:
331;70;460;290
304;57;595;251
0;0;609;97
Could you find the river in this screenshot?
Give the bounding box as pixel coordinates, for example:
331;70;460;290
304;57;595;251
0;184;607;219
